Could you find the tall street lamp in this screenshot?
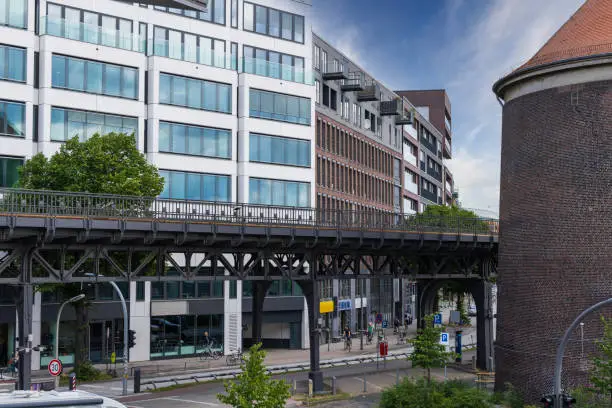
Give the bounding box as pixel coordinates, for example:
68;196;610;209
55;293;86;389
85;274;129;396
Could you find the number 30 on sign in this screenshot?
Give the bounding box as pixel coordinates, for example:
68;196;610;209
48;359;62;377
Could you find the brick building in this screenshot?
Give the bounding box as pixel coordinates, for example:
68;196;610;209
493;0;612;401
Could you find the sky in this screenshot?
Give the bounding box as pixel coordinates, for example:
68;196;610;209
311;0;585;216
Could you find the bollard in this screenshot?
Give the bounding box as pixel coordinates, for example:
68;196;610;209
293;379;297;395
331;376;336;395
134;368;141;394
472;355;477;370
363;372;367;393
308;379;313;398
68;373;76;391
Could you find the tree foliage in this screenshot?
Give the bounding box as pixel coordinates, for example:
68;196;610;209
409;314;457;384
590;316;612;403
380;378;495;408
18;133;164;371
18;133;164;196
404;205;492;234
217;343;291;408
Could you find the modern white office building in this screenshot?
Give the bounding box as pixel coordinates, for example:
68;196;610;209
0;0;315;369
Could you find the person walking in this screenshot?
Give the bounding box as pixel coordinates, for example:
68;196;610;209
367;321;374;343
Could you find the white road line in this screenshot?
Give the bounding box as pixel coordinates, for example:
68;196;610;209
161;397;219;406
352;377;382;391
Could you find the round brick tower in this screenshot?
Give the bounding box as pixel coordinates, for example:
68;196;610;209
493;0;612;402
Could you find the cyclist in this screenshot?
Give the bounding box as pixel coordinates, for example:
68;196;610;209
343;326;352;350
202;331;211;348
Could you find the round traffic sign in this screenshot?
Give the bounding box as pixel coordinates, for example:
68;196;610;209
48;359;62;377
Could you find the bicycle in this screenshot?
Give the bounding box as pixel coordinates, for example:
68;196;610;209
344;337;352;352
366;332;373;345
226;350;244;366
199;344;222;361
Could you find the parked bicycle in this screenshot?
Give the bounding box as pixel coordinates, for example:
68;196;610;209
226;350;244;366
199;341;222;361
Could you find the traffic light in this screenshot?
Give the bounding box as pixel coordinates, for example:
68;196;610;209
541;395;555;408
128;330;136;348
562;394;576;407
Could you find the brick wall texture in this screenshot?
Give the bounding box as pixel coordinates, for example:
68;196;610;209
496;79;612;402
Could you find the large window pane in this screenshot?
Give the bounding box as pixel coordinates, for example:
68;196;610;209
101;15;117;47
86;61;103;93
51;55;66;87
86;112;104;139
7;46;25;82
83;12;99;44
67;110;86;141
184;34;197;62
281;13;293;40
250;90;310;125
154;26;168;56
64;8;80;40
217;176;229;201
202;175;215;201
187;173;201;200
169;30;182;60
171;124;186;154
122;68;137;99
218;84;230;112
159;74;171;104
294;15;304;43
250;178;309;207
172;76;186;106
67;58;85;90
255;5;266;34
218;130;230;158
199;37;212;66
213;0;225;25
159;121;170;151
170;171;185;199
243;2;253;31
213;39;225;68
203;82;217;111
187;126;201;155
104;65;121;96
202;128;216;157
50;108;66;141
0;157;23;187
269;9;280;37
6;0;26;28
3;102;24;137
118;19;132;50
187;79;202;108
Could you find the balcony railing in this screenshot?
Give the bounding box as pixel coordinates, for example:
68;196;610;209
243;56;314;85
40;16;145;53
420;189;437;203
405;181;419;195
404;124;418;140
380;99;403;116
151;38;231;69
321;62;347;81
357;80;380;102
444;137;452;158
341;72;365;92
0;188;498;236
403;152;418;168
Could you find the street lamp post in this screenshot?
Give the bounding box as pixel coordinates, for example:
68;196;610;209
85;274;129;396
55;294;86;389
579;322;584;358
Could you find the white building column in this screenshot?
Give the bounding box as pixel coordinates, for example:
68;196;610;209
223;260;242;355
129;281;151;362
31;292;41;371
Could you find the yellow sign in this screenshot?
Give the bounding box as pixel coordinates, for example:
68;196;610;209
319;300;334;314
110;352;116;364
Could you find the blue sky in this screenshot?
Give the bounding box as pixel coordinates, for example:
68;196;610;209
312;0;584;215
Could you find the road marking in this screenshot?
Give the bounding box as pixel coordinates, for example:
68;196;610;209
352;377;382;391
161;397;219;406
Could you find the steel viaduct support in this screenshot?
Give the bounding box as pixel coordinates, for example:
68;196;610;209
417;278;495;372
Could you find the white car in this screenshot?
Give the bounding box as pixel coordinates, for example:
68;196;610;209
0;390;127;408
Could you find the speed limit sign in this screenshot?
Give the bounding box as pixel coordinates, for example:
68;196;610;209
48;359;62;377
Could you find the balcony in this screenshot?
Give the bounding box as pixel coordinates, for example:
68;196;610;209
357;80;380;102
421;189;437;203
445;181;453;194
340;72;364;92
40;16;145;53
152;38;231;69
405;180;419;196
427;167;443;182
322;62;347;81
243;56;314;85
380;99;403;116
403;151;418;168
404;124;418;140
443;137;452;159
396;110;414;126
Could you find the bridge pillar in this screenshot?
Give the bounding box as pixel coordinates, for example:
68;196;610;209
306;278;323;393
17;249;34;391
470;279;495;372
251;281;271;346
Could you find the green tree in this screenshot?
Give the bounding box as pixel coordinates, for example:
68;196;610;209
406;204;491;234
217;343;290;408
410;314;456;384
18;133;164;374
590;316;612;403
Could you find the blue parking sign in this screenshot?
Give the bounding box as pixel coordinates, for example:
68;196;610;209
434;313;442;325
440;332;449;345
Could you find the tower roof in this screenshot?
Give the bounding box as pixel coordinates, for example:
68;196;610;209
517;0;612;71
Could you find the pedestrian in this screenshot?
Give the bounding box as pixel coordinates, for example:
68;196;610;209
394;317;400;333
367;321;374;342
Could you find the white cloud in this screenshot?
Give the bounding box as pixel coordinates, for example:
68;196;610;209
440;0;584;211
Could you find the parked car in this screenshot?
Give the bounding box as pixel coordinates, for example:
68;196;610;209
0;390;127;407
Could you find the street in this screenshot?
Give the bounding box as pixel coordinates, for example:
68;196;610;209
117;357;476;408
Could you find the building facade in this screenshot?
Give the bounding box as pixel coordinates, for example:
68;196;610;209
312;34;455;337
0;0;315;369
493;0;612;401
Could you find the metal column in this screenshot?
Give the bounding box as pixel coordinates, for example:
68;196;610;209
17;249;34;391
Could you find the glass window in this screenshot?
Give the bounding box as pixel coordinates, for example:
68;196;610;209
213;39;225;68
281;13;292;40
160;73;230;113
64;7;80;40
122;68;137;99
104;64;121;96
50;107;137;142
0;101;24;137
118;19;132;50
83;12;99;44
86;61;103;94
67;58;85;90
243;2;253;31
0;157;23;187
294;16;304;43
51;55;66;87
101;15;117;48
1;0;26;28
159;73;171;104
184;34;197;63
249;178;310;207
255;5;267;34
169;30;182;60
250;133;310;167
199;37;213;66
171;124;186;154
269;9;280;37
231;0;238;28
230;42;237;70
154;26;168;57
213;0;225;25
162;170;231;201
249;89;310;125
0;45;25;82
159;121;170;151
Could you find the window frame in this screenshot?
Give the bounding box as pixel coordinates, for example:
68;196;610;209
49;106;138;142
159;169;232;202
158;120;232;160
0;44;26;83
159;72;232;114
249;132;311;168
0;100;26;138
152;0;225;26
242;2;305;44
249;88;311;126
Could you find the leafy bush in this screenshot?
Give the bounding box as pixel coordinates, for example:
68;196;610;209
570;385;611;408
71;361;112;382
379;378;495;408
